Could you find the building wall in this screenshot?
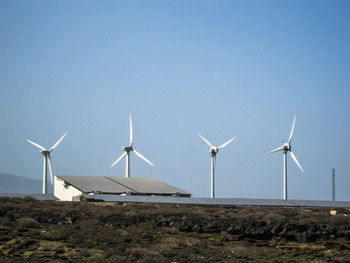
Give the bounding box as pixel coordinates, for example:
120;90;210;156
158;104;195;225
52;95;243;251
54;176;83;201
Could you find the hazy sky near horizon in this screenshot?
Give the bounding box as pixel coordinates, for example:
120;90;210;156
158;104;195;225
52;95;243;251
1;0;349;200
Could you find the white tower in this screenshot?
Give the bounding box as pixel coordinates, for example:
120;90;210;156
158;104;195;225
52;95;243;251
198;133;237;198
267;116;303;200
27;132;68;194
111;115;154;177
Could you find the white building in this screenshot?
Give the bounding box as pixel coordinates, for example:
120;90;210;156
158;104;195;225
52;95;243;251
54;175;191;201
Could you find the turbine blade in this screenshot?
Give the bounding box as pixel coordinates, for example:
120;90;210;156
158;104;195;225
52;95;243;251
218;136;237;149
267;146;284;154
290;151;304;173
133;149;154;166
47;154;54;185
129;115;133;146
50;132;68;151
288;116;296;144
111;152;127;167
197;133;213;147
27;140;46;151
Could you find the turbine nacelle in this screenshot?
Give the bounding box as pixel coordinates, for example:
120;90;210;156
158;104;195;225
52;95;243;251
40;150;51;155
210;147;218;156
122;146;133;152
283;143;291;152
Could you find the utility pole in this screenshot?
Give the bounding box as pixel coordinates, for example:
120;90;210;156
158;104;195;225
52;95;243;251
332;169;335;202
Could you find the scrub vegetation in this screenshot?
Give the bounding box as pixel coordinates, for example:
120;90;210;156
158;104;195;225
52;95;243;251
0;197;350;262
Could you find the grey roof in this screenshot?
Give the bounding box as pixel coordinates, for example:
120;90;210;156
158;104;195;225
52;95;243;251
107;177;191;195
82;195;350;208
56;176;131;193
83;195;212;204
0;193;58;201
56;176;191;196
288;199;350;208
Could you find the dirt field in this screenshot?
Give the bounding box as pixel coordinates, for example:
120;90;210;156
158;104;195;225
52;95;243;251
0;197;350;262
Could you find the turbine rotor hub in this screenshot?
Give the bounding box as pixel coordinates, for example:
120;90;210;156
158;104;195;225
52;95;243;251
283;143;291;152
210;147;218;156
40;150;50;155
123;146;133;152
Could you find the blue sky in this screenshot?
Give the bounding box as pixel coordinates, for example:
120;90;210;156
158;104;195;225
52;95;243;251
1;0;349;200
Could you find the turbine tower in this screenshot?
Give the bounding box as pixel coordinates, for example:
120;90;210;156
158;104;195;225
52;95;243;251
111;115;154;177
27;132;68;194
197;133;237;198
267;116;303;201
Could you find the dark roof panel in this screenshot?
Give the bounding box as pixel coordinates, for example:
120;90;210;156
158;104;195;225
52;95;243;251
56;176;132;193
56;176;191;196
107;177;191;195
81;195;350;208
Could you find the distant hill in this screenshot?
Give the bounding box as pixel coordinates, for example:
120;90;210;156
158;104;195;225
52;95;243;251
0;173;43;194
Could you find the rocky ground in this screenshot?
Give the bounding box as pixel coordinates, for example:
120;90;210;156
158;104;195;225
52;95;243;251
0;197;350;262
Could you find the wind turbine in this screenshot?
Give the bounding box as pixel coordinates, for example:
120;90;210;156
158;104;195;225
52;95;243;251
267;116;304;201
27;132;69;194
197;133;237;198
110;115;154;177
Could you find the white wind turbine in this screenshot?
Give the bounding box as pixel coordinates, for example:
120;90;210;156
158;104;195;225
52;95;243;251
27;132;69;194
267;116;304;201
197;133;237;198
111;115;154;177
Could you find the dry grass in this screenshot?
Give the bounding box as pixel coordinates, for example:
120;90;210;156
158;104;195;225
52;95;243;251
0;197;350;262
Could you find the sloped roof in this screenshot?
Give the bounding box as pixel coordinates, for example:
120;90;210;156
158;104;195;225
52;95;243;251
107;177;190;195
81;195;350;208
56;176;191;196
56;176;132;193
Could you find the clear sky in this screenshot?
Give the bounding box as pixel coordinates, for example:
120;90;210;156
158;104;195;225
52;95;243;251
1;0;349;200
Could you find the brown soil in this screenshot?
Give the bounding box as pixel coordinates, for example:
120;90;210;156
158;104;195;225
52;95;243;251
0;197;350;262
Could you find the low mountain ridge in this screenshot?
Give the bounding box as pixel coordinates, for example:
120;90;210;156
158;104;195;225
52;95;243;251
0;173;42;194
